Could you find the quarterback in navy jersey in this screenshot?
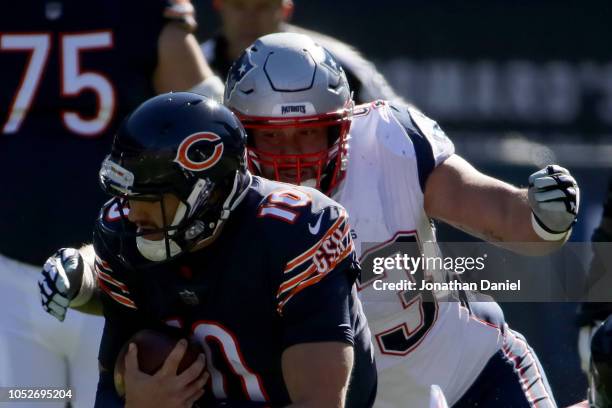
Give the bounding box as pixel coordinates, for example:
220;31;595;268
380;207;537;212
93;92;376;407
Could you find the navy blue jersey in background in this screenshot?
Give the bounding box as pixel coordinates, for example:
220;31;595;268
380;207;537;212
0;0;187;264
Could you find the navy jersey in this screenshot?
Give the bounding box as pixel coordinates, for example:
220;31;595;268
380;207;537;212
0;0;194;264
94;176;376;407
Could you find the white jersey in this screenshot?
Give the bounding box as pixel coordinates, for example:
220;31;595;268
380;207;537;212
333;101;504;407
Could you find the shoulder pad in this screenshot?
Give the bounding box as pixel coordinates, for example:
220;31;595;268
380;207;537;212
353;100;386;118
255;181;340;227
386;103;455;191
255;183;356;314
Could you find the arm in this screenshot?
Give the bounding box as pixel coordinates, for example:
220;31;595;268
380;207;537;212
282;342;353;408
72;244;103;315
93;261;207;407
424;154;575;255
424;154;542;243
153;21;221;96
72;292;103;315
272;202;373;407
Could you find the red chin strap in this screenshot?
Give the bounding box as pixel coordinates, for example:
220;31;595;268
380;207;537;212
238;110;351;195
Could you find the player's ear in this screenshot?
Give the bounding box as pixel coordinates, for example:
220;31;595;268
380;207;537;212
282;0;294;21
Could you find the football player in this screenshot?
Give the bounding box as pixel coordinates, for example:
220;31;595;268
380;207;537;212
92;93;376;406
201;0;401;104
2;1;218;406
223;33;581;407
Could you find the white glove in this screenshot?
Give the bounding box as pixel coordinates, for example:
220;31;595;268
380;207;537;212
38;248;84;321
528;165;580;240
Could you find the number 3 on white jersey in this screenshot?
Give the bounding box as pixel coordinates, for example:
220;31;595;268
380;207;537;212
1;31;115;136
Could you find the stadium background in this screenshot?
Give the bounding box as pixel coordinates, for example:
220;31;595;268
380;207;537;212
192;1;611;405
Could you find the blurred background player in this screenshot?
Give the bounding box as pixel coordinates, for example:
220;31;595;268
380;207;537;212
200;0;401;104
224;32;580;407
1;0;219;406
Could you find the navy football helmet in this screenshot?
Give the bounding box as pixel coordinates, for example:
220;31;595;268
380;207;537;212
99;92;250;261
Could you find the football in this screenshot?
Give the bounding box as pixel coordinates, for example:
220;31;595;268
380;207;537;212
113;329;203;397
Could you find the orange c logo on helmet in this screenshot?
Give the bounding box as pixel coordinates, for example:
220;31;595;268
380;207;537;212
175;132;224;171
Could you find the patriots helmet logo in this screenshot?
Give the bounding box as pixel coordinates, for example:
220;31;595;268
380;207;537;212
322;48;342;75
225;49;256;100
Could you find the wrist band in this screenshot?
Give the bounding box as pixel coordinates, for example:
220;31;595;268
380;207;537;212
531;213;571;241
70;248;96;307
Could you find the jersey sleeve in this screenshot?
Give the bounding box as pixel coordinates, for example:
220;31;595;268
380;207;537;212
275;203;357;313
387;103;455;191
93;201;144;372
94;201;139;313
261;190;361;349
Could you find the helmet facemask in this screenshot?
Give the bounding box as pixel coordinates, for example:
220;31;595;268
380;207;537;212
240;106;351;194
100;155;248;263
224;32;354;195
